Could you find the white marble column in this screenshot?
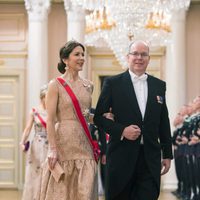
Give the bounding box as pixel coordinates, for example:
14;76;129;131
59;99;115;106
63;0;88;78
163;10;187;190
25;0;51;112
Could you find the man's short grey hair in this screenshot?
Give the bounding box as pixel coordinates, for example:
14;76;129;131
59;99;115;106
128;40;150;54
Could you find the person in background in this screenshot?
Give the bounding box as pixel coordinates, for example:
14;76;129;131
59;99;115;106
172;105;190;200
172;97;200;200
94;40;173;200
89;107;107;195
20;84;48;200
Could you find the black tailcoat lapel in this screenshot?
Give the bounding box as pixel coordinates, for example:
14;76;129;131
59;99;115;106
144;75;154;121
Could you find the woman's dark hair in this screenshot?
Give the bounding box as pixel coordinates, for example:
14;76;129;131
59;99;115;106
57;40;85;74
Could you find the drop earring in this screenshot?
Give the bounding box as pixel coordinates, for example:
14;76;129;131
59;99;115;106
65;64;69;70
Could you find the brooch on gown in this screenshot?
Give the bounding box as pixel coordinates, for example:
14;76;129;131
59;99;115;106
82;79;93;92
82;108;90;122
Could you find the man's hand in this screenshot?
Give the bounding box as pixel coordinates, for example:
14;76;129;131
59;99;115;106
161;159;171;175
122;125;141;141
181;136;188;144
101;154;106;165
188;135;200;145
103;107;114;121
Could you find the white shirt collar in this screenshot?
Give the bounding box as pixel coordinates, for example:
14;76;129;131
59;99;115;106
128;70;148;82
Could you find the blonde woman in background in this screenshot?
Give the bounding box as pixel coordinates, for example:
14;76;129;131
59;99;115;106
20;84;48;200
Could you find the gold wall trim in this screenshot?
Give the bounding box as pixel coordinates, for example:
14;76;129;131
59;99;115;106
0;52;27;58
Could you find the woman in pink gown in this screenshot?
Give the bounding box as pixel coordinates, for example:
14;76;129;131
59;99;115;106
20;85;48;200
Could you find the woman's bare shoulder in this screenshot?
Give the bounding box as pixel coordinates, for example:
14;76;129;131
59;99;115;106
48;79;59;92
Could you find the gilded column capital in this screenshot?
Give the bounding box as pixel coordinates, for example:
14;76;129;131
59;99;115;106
24;0;51;21
63;0;85;22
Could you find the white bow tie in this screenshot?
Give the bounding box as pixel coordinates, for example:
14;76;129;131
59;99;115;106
133;74;148;83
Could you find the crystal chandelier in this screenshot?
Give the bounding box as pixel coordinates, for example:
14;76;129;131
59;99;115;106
85;6;115;34
70;0;191;68
105;0;190;46
84;4;116;47
145;11;171;33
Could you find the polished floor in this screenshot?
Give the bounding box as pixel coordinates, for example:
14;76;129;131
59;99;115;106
0;189;178;200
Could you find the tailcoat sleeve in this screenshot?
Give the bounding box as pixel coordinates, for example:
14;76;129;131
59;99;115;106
94;78;125;141
159;83;173;159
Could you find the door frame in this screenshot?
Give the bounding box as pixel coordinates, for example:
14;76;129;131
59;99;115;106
0;67;25;189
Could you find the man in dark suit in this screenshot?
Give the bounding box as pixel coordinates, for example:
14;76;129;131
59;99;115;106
94;40;173;200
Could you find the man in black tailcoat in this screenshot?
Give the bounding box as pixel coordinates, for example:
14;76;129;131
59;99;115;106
94;40;173;200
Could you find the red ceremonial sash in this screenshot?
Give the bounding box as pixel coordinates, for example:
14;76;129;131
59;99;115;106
32;108;47;129
57;77;100;163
